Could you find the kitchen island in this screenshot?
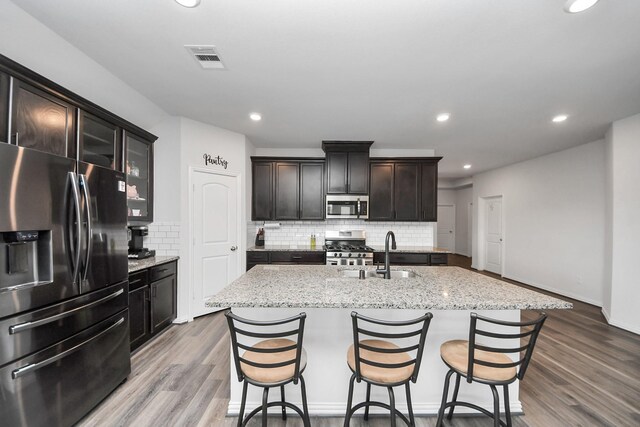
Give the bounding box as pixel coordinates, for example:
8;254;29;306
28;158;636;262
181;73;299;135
206;265;571;417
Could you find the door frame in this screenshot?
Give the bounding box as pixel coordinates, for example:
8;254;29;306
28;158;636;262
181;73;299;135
188;166;243;319
477;195;505;276
436;204;456;252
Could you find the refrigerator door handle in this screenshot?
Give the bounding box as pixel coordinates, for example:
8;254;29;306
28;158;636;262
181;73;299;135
8;288;124;335
11;316;125;380
79;174;93;282
68;172;82;286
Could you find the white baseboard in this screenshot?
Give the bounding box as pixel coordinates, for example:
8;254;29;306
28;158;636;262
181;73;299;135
600;308;640;335
503;274;602;307
172;317;191;324
226;400;523;417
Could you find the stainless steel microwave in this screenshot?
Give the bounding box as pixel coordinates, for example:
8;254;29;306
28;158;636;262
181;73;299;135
326;195;369;219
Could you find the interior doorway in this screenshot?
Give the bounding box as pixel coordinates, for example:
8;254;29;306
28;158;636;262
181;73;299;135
437;204;456;252
479;196;503;275
189;168;241;318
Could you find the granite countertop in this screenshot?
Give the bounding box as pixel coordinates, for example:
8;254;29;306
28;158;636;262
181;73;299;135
248;245;324;252
369;245;451;254
128;256;180;273
206;265;572;310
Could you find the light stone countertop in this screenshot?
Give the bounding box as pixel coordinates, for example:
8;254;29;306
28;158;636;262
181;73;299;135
128;256;179;273
369;245;451;253
206;265;572;310
248;245;324;252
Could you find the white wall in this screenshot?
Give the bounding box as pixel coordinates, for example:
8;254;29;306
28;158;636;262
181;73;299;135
603;113;640;334
0;1;168;130
177;117;252;321
472;140;606;306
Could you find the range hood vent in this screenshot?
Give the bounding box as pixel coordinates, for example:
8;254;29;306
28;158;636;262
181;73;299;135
185;45;225;69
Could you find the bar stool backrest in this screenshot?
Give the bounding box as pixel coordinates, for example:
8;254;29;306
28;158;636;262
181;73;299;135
467;312;547;383
226;311;306;384
351;311;433;383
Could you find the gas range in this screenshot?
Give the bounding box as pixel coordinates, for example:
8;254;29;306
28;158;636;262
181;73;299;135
324;230;374;266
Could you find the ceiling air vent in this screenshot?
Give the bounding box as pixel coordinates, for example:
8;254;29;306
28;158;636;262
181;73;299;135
185;45;225;69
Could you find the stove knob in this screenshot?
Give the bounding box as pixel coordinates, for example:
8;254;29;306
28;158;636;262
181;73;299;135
338;253;342;257
358;253;364;258
348;253;352;257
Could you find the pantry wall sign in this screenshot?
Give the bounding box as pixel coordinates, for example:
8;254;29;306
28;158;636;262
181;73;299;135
203;153;229;169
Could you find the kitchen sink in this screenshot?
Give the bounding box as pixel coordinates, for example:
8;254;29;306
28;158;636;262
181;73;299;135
340;270;418;279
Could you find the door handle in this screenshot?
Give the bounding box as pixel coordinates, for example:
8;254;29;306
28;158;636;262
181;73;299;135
230;246;238;251
68;172;82;286
79;174;93;284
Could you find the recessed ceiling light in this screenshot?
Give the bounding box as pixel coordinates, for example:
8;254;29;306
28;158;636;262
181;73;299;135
175;0;201;8
564;0;599;13
552;114;569;123
249;113;262;121
463;164;472;169
436;113;450;122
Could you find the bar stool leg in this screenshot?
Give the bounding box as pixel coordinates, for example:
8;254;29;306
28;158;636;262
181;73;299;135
436;369;454;427
490;385;500;427
363;383;371;420
503;384;512;427
300;376;311;427
237;381;248;427
405;382;415;427
280;385;287;420
387;386;397;427
447;373;461;420
343;374;356;427
261;387;270;427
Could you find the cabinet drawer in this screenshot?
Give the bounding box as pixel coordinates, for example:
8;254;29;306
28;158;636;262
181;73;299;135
149;261;177;282
430;254;449;265
128;270;148;291
374;252;430;265
247;251;269;263
270;251;325;264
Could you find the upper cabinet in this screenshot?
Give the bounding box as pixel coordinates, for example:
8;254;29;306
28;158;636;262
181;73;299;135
10;79;75;158
251;158;325;221
126;133;154;224
78;111;122;170
369;158;441;222
322;141;372;194
0;72;8;143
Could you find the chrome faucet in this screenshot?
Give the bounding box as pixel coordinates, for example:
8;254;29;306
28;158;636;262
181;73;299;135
376;231;397;279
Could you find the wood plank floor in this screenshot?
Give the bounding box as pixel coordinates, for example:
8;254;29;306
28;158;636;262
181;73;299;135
79;256;640;426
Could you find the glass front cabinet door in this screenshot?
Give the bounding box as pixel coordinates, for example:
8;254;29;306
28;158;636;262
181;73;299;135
125;132;154;224
78;111;122;170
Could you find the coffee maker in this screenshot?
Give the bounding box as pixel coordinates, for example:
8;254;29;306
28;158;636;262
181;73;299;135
128;226;156;259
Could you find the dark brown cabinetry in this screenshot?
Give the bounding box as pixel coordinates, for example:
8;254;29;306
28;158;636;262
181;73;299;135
275;162;299;220
78;110;122;171
11;79;75;158
323;141;373;194
251;158;325;221
126;132;154;224
369;158;441;222
246;251;325;271
373;252;448;265
128;261;177;352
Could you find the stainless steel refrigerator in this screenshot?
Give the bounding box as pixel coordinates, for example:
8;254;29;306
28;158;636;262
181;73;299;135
0;142;130;426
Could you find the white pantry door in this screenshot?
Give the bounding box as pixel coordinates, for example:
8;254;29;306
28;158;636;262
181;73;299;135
484;197;503;274
437;205;455;252
191;170;240;318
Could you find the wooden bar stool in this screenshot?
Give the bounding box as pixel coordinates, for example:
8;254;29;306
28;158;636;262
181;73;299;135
225;311;310;427
436;312;547;427
344;311;433;427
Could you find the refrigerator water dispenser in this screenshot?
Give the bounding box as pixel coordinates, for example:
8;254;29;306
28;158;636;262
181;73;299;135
1;230;53;292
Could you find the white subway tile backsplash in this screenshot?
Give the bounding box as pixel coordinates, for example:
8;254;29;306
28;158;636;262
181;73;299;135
143;221;181;256
247;220;434;247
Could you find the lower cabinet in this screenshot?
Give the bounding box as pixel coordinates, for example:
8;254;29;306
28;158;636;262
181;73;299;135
373;252;448;266
246;251;325;271
128;260;178;352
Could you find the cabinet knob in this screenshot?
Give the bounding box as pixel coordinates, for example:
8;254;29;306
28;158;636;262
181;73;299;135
230;245;238;251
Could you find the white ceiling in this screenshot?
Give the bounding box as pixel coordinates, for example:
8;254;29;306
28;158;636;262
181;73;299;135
13;0;640;178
